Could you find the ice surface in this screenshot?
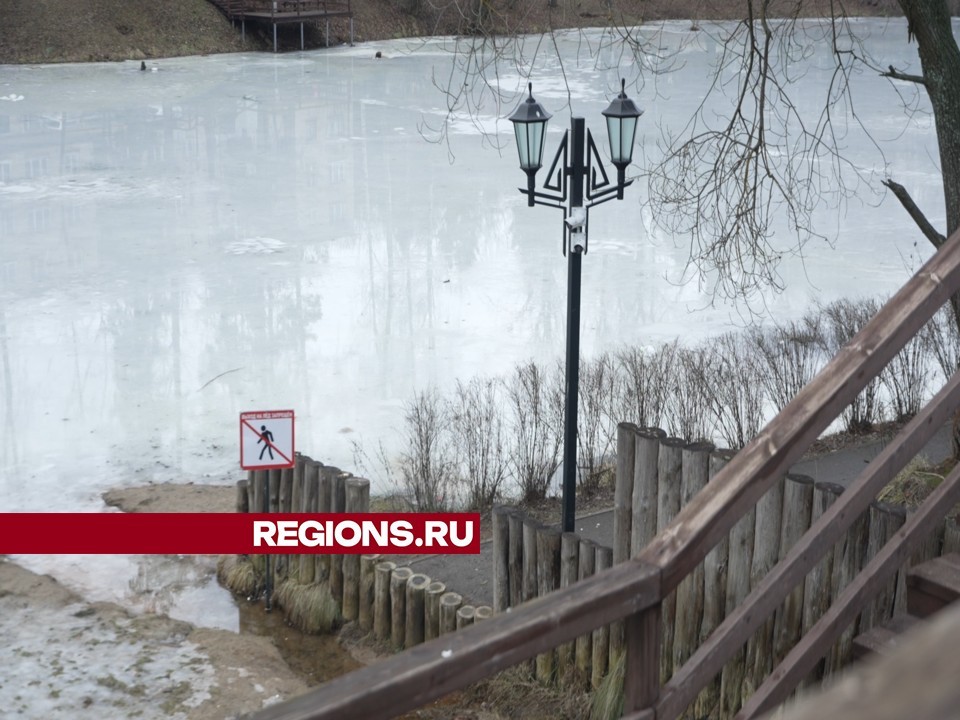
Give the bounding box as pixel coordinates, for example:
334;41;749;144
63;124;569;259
0;21;944;507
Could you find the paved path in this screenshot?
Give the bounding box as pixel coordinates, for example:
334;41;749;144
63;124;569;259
405;425;952;607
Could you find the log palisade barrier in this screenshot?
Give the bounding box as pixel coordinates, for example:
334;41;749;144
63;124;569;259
231;454;492;653
249;227;960;720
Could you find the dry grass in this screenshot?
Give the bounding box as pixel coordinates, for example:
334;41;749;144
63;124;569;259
878;455;959;514
217;555;263;598
589;652;625;720
274;579;342;635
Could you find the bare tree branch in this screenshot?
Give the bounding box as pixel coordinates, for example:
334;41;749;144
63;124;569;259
881;178;946;249
881;64;926;85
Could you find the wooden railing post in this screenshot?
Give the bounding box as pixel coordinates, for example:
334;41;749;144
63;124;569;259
623;602;661;719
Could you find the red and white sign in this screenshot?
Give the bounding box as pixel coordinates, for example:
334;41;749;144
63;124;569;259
240;410;295;470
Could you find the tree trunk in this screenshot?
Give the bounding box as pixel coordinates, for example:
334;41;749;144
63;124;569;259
898;0;960;457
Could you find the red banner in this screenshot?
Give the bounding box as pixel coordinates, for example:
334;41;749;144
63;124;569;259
0;513;481;555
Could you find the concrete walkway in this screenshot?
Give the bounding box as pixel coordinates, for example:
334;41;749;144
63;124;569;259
405;425;952;606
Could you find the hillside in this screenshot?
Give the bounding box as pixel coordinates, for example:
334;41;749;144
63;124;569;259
0;0;906;65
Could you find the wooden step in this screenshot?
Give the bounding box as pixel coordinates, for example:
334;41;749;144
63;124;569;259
851;614;921;660
906;553;960;618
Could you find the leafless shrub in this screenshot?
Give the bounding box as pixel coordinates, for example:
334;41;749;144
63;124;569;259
504;361;563;502
882;331;930;423
665;344;716;442
748;315;825;413
449;377;508;510
921;304;960;383
614;341;678;429
703;332;765;449
397;389;457;511
577;353;621;486
820;298;883;433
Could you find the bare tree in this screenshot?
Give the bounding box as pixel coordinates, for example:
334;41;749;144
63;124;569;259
666;344;716;442
748;315;825;413
820;298;884;433
704;332;766;449
504;361;564;501
614;340;678;430
398;389;457;510
577;353;620;486
449;376;509;510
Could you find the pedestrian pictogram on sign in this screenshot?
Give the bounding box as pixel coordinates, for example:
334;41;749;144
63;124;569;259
240;410;295;470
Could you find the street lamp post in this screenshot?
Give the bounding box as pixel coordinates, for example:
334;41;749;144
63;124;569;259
509;80;642;533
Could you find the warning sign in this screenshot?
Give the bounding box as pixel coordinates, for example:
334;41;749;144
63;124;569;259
240;410;295;470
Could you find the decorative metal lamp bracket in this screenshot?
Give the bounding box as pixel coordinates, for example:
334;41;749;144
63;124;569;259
517;128;634;257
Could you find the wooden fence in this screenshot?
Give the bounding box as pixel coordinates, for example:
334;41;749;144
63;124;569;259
235;453;491;645
248;225;960;720
490;444;960;715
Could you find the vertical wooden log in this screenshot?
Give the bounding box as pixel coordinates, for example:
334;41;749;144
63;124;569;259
268;468;282;585
269;468;281;512
944;516;960;555
772;473;815;664
522;516;540;603
718;494;756;716
341;478;369;621
456;605;476;630
492;505;511;613
672;441;712;675
832;499;874;667
824;495;870;677
439;592;462;635
390;567;412;649
591;544;613;690
694;448;734;720
474;606;494;621
425;581;446;641
859;502;899;633
631;427;665;557
535;526;562;684
358;554;380;632
299;460;319;584
329;472;348;606
291;454;304;520
885;503;908;616
236;479;249;513
656;436;684;685
799;481;843;688
373;560;396;640
405;573;430;648
575;538;597;686
742;474;785;702
557;531;580;677
614;421;639;565
623;603;662;716
314;465;332;583
280;466;294;512
278;466;294;581
508;510;524;608
610;424;638;665
249;470;259;516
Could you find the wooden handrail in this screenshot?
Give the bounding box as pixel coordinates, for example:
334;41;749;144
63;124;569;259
653;368;960;720
738;459;960;719
250;560;659;719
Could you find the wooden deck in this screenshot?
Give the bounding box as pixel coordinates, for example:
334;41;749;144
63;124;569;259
207;0;353;51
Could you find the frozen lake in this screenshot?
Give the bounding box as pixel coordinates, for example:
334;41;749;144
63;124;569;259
0;19;947;515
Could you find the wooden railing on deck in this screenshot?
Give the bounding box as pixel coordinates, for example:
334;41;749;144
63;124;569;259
250;226;960;720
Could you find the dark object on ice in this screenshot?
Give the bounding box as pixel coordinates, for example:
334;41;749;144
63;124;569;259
375;51;382;59
140;61;146;71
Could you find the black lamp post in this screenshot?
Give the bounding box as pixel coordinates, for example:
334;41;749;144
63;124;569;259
509;80;642;533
